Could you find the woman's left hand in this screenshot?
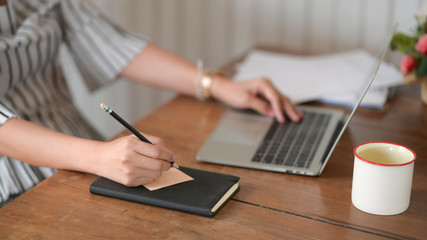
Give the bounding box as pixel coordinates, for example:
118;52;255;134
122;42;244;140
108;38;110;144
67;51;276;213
210;77;303;123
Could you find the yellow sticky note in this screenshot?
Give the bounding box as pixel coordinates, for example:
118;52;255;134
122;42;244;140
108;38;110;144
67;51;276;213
143;168;194;191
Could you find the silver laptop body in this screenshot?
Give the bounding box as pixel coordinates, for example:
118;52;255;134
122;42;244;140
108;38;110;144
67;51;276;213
197;106;344;175
196;26;395;176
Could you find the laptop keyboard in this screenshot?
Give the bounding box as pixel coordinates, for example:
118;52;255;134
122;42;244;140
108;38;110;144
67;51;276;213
251;111;331;169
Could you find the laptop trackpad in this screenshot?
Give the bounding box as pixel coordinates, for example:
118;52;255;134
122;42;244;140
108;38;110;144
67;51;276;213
209;109;272;146
197;109;272;163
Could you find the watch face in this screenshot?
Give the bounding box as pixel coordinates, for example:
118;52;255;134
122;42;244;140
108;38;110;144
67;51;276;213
201;76;212;88
200;74;213;98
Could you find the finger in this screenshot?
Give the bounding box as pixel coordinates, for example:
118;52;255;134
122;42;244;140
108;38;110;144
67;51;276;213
132;176;160;186
246;95;275;117
255;79;302;123
255;81;285;122
267;92;286;123
281;97;304;122
104;159;164;187
143;134;165;147
130;151;172;171
118;139;172;171
260;88;303;123
134;140;175;162
137;134;176;168
121;169;163;187
125;177;154;187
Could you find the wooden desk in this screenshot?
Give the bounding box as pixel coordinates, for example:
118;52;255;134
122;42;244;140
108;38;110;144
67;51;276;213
0;84;426;239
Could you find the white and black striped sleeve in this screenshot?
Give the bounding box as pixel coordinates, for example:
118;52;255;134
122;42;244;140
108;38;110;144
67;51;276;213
60;0;148;91
0;102;17;126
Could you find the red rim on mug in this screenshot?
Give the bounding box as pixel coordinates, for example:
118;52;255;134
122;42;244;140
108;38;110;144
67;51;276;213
354;141;416;167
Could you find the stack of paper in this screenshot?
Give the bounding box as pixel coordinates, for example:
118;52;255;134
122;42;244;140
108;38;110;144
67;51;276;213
234;49;403;109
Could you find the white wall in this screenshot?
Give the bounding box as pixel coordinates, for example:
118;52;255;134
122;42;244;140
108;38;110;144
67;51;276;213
64;0;427;138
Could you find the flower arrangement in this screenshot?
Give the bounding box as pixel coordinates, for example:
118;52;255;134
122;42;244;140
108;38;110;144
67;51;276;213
391;6;427;104
391;8;427;76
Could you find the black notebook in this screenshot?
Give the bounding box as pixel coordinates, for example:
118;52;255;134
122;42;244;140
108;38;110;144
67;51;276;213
89;167;240;217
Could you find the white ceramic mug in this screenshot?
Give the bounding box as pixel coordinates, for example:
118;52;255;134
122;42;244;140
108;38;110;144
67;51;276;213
351;142;416;215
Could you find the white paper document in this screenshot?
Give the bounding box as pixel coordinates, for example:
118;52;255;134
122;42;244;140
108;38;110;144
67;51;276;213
234;49;403;108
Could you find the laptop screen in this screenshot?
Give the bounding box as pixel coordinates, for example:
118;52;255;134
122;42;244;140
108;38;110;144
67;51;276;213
318;24;398;174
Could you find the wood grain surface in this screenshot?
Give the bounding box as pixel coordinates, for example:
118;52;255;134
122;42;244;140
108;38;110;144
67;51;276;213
0;81;425;240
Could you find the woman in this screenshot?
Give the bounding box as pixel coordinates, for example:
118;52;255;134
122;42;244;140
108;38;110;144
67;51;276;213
0;0;302;206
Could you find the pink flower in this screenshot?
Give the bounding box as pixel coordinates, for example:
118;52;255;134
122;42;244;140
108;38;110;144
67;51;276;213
416;34;427;56
400;55;417;73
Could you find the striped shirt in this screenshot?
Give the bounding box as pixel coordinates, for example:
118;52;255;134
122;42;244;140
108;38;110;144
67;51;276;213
0;0;146;205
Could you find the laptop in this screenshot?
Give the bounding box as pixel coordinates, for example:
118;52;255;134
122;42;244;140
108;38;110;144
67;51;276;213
196;26;396;176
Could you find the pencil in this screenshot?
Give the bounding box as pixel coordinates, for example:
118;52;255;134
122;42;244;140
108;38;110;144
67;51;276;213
100;103;178;169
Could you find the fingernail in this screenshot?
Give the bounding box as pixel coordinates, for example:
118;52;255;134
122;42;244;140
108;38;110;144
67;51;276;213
170;161;179;169
173;162;179;169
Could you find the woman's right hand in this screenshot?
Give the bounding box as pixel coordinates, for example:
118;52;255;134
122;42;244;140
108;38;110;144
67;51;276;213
91;133;175;186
